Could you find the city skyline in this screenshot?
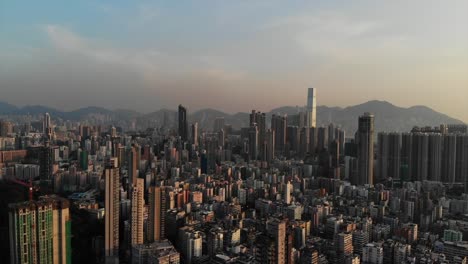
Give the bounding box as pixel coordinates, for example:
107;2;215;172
1;1;467;122
3;1;468;263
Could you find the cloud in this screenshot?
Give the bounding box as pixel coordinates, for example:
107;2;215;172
44;24;160;74
45;25;87;51
43;24;245;83
261;11;407;60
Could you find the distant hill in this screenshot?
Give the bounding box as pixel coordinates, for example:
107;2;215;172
0;102;18;113
0;100;463;133
314;100;463;134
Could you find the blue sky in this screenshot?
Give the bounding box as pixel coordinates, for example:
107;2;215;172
1;0;467;121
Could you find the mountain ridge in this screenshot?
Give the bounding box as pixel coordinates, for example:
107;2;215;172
0;100;464;133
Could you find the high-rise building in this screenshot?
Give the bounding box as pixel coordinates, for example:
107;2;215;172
300;246;319;264
218;129;225;148
306;88;317;128
267;218;287;264
286;126;300;156
411;133;429;181
329;140;340;178
362;243;383;264
377;133;401;182
442;134;457;183
265;129;275;163
0;120;13;137
105;165;120;258
131;178;145;246
448;124;468;134
444;229;463;242
178;227;202;264
355;113;375;186
271;114;287;156
148;186;166;242
250;110;266;158
9;196;71;264
213;117;225;132
191;122;198;147
317;127;328;152
352;230;369;255
255;234;276;264
335;232;354;263
401;133;412;182
428;133;443;181
378;133;389;181
300;127;310;157
309;127;318;154
335;232;354;254
248;125;259;160
128;147;139;186
455;135;468;185
43;112;51;134
284;181;292;204
401;223;418;243
178;105;188;141
39;143;53;188
80;150;89;170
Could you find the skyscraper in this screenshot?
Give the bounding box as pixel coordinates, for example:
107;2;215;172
43;112;51;134
267;218;287;264
39;142;53;188
455;135;468;185
178;105;188;141
401;133;413;181
9;196;71;264
442;134;457;183
284;181;292;204
428;133;443;181
248;125;259;160
411;133;429;181
329;140;340;178
131;178;145;246
300;127;310;157
306;88;317;128
356;113;374;186
178;227;203;264
191;122;198;147
265;129;275;163
105;165;120;258
250;111;266;145
128;147;138;186
286;126;300;156
309;127;318;154
335;232;354;262
148;186;166;242
377;133;389;181
271;114;287;155
317;127;328;152
377;133;401;181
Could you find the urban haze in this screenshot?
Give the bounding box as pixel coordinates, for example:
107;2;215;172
1;1;468;264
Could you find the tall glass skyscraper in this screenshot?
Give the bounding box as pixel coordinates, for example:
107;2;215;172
307;88;317;128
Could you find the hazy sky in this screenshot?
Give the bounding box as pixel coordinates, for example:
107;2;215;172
1;1;467;121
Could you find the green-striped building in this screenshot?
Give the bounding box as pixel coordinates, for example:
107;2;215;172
9;195;71;264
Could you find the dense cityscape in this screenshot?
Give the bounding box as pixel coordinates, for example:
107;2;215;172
1;88;468;264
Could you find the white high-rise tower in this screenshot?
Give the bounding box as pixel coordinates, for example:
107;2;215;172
307;88;317;128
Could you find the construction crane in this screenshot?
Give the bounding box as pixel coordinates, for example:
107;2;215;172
9;178;34;201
